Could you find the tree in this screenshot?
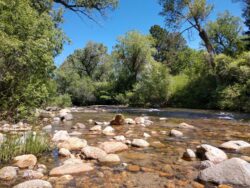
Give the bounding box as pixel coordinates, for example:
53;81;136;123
61;42;108;79
206;11;244;56
0;0;65;119
158;0;215;67
149;25;187;73
53;0;118;22
112;31;156;91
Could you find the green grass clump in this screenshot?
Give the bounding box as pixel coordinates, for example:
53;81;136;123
0;132;50;163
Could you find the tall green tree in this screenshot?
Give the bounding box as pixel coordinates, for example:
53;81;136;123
158;0;215;67
112;31;156;91
206;11;244;56
0;0;65;119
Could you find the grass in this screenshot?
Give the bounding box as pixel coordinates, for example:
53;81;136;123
0;132;50;163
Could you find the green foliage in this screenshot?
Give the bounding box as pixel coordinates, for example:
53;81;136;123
206;11;244;56
49;94;72;107
0;0;65;119
0;133;50;163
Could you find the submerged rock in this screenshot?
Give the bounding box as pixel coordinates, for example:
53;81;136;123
49;163;93;176
99;154;120;163
132;139;150;147
110;114;125;125
81;146;107;160
198;158;250;187
196;144;227;164
13;179;52;188
170;129;183;137
14;154;37;169
220;140;250;151
98;141;128;153
0;166;18;181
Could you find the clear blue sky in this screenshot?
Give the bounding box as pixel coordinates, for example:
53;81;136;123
55;0;244;66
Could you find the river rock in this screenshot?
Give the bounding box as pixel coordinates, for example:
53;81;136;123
102;126;115;135
220;140;250;151
53;117;61;122
0;166;18;181
13;179;52;188
52;130;70;142
134;117;145;124
39;110;54;118
170;129;183;137
64;113;73;121
114;135;126;142
98;141;128;153
23;170;44;179
57;137;87;151
198;158;250;187
110;114;125;125
82;146;107;159
99;154;120;163
69;131;82;136
178;122;195;129
49;163;93;176
132;139;150;147
75;123;86;129
183;149;196;160
59;109;71;118
143;132;151;138
159;117;168;121
53;175;74;187
59;148;71;157
124;118;135;124
42;125;52;131
196;144;227;164
90;125;102;131
14;154;37;168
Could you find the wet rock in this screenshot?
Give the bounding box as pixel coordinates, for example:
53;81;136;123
178;122;195;129
82;146;107;160
219;140;250;151
114;135;126;142
52;131;70;142
14;154;37;168
0;166;18;181
57;137;87;151
42;125;52;131
75;123;86;129
102;126;115;136
183;149;196;160
143;132;151;138
13;179;52;188
198;158;250;187
196;144;227;164
59;148;71;157
99;154;120;163
124;118;135;124
110;114;125;125
90;125;102;131
132;139;150;147
69;131;82;136
170;129;183;137
98;141;128;153
127;165;140;172
199;160;215;170
23;170;44;179
49;163;93;176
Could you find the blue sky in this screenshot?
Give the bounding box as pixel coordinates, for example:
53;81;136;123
55;0;244;66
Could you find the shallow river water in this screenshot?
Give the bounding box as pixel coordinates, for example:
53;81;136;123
1;106;250;188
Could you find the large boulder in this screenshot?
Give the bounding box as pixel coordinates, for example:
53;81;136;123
132;139;150;147
49;163;93;176
219;140;250;151
110;114;125;125
13;154;37;168
13;180;52;188
0;166;18;181
98;141;128;154
57;137;87;151
198;158;250;187
196;144;227;164
52;131;70;142
81;146;107;160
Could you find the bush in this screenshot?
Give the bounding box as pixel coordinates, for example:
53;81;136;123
49;94;72;107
